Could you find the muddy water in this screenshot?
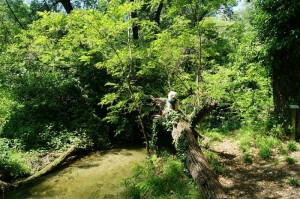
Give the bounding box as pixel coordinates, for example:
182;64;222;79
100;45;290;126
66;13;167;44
5;148;146;199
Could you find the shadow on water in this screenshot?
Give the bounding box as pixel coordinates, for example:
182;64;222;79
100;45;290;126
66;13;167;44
3;147;146;199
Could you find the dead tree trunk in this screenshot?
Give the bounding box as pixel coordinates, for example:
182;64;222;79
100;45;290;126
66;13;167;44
172;120;226;199
15;146;77;186
151;98;226;198
1;146;78;196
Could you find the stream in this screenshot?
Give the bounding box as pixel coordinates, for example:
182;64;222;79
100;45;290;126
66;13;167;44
4;148;147;199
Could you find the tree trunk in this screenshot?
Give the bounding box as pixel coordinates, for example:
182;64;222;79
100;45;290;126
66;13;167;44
154;2;163;26
151;97;225;198
59;0;73;14
172;121;227;199
130;0;139;40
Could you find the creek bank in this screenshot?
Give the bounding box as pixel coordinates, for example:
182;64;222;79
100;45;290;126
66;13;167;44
0;145;94;196
3;147;147;199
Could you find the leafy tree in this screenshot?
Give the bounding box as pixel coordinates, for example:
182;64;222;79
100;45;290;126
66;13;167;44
254;0;300;122
197;3;273;132
1;11;111;149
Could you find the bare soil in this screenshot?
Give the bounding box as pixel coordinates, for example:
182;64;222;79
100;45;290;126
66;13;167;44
209;139;300;199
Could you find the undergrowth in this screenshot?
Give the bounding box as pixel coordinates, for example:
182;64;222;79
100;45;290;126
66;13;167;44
122;155;202;199
287;177;300;187
0;138;31;181
202;150;224;175
203;126;299;165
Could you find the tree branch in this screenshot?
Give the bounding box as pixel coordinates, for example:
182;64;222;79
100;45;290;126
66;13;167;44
190;99;217;128
5;0;25;29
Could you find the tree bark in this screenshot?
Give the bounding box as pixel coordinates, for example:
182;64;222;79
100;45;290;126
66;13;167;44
172;121;227;199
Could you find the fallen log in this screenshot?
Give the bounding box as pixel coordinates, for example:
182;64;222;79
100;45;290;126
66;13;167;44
14;146;77;187
172;120;226;199
151;97;226;198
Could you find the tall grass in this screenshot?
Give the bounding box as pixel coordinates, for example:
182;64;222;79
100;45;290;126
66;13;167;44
122;155;202;199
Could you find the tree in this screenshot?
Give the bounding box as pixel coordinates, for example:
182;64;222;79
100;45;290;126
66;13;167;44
254;0;300;121
1;11;112;149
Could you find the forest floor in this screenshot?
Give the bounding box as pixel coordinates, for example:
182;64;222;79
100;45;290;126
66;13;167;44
208;139;300;199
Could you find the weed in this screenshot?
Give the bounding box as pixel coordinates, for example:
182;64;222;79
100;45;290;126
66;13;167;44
273;158;279;165
203;150;223;174
255;135;281;160
0;139;31;179
287;141;298;152
285;156;296;165
287;177;300;187
242;153;253;164
204;131;225;145
236;129;255;153
239;141;250;153
259;146;272;160
279;146;288;155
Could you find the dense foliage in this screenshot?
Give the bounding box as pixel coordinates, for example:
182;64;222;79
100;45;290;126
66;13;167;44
254;0;300;119
0;0;298;185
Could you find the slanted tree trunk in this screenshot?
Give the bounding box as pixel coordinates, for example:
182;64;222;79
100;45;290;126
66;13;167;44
172;120;226;199
151;98;226;198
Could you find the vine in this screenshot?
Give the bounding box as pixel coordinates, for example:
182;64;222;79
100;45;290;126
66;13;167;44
174;132;188;164
151;110;185;156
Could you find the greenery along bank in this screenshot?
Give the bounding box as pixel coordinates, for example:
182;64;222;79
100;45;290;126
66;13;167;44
1;0;300;194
